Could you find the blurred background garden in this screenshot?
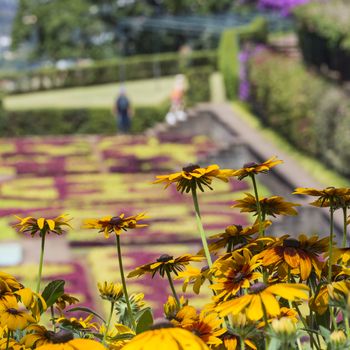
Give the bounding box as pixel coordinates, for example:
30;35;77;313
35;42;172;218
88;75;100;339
0;0;349;319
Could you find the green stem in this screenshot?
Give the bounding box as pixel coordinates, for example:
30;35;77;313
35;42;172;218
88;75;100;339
50;306;56;331
342;207;348;248
165;269;180;306
293;302;320;350
191;187;212;267
5;331;10;350
345;312;350;338
103;301;115;344
261;298;270;350
251;175;264;237
328;204;335;283
240;336;245;350
115;235;136;330
330;307;338;331
36;232;46;293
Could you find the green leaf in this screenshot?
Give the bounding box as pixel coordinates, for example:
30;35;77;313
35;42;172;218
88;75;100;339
41;280;65;309
268;337;281;350
135;308;153;334
319;325;331;340
67;307;106;323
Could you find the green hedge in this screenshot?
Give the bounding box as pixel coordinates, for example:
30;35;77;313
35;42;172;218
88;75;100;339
248;50;350;177
185;66;212;106
295;0;350;80
0;102;169;136
218;17;268;100
1;50;217;94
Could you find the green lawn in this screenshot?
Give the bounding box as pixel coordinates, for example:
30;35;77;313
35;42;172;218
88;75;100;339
4;76;175;110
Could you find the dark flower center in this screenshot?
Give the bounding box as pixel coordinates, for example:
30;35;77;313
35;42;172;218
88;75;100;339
232;272;245;283
151;321;174;330
182;164;200;172
109;216;123;226
235;225;243;232
157;254;173;263
46;330;74;344
192;329;202;337
243;162;258;168
7;308;19;315
249;282;267;294
283;238;301;248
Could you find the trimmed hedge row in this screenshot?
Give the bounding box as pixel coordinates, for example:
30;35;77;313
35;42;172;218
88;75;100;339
248;50;350;177
218;17;268;100
1;50;217;94
0;102;169;136
295;0;350;80
185;66;212;106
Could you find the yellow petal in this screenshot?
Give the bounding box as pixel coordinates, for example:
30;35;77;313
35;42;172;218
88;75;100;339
46;219;55;230
37;218;45;230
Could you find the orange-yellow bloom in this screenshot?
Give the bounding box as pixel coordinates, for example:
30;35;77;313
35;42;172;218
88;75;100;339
259;234;328;280
216;282;309;321
231;157;283;180
83;213;147;238
14;214;71;237
154;164;232;193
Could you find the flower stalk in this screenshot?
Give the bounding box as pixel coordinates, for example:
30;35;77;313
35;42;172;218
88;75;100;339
36;231;46;293
115;235;136;330
103;301;115;344
343;206;348;248
191;187;212;267
328;201;335;283
250;175;264;237
165;269;180;307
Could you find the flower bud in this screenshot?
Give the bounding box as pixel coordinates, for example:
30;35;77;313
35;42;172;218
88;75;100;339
271;317;296;336
330;330;347;345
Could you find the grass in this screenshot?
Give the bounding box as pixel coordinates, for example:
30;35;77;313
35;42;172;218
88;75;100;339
4;76;175;110
232;102;350;188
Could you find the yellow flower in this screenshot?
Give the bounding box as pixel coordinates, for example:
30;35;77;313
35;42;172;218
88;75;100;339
175;266;211;294
83;213;147;238
99;323;134;349
153;164;232;193
259;234;328;280
293;187;350;208
35;338;106;350
98;282;123;303
15;287;47;321
170;305;198;328
211;251;262;301
232;194;300;218
56;314;99;331
231;157;283;180
216;282;309;321
0;272;22;291
128;254;203;278
330;330;347;346
14;214;72;237
122;325;209;350
182;312;226;347
0;338;26;350
205;222;272;254
164;296;188;320
55;293;79;312
0;299;35;330
271;317;297;336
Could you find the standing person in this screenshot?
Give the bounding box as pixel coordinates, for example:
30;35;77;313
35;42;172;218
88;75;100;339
114;87;131;133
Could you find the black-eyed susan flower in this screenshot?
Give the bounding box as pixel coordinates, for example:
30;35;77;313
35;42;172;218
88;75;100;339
0;272;22;291
211;251;262;301
153;164;232;193
34;335;106;350
0;299;35;330
216;282;309;321
128;254;203;278
14;214;72;237
231;157;283;181
205;222;272;254
259;234;328;280
293;187;350;208
83;213;147;238
181;312;226;347
164;296;189;320
232;194;300;218
122;323;209;350
175;265;211;294
99;323;134;349
115;292;145;322
170;305;198;328
98;281;123;303
55;293;79;312
0;337;26;350
56;314;99;332
15;287;47;321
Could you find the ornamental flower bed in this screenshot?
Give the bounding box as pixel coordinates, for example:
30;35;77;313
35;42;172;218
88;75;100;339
0;153;350;349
